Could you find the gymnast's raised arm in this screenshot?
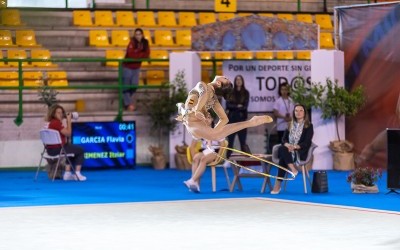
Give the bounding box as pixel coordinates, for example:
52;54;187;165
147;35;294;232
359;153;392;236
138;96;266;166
192;81;208;112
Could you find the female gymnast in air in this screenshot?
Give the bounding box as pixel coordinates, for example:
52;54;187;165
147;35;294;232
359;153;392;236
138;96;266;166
176;76;273;141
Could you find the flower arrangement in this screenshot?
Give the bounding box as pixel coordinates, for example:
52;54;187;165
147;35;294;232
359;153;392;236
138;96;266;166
347;167;382;186
347;167;383;193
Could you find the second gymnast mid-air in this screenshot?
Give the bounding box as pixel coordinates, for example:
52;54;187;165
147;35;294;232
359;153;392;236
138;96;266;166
176;76;273;141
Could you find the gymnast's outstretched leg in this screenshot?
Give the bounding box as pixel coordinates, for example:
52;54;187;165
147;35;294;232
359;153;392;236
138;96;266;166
187;115;272;141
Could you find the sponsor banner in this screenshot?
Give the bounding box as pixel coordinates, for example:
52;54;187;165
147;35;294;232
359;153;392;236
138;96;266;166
337;3;400;167
223;60;311;112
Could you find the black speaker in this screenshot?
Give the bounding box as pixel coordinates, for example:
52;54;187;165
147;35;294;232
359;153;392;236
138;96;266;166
387;129;400;190
312;171;328;193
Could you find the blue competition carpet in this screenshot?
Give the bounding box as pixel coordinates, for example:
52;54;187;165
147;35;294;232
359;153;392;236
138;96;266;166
0;167;399;212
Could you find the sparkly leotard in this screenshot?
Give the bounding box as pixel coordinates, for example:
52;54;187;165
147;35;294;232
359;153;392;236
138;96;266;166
187;83;217;111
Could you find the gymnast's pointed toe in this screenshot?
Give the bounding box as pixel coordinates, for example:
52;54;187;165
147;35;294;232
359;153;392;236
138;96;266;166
250;115;273;126
263;115;273;123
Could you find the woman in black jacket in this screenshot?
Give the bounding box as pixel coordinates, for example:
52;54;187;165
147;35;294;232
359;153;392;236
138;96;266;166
271;104;314;194
225;75;250;157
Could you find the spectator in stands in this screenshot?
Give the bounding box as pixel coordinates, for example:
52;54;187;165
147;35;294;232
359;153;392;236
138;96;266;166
122;28;150;111
46;104;86;181
270;104;313;194
225;75;250;158
273;83;294;143
184;112;225;193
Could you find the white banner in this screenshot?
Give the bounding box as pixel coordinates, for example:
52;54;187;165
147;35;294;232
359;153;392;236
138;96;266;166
223;60;311;112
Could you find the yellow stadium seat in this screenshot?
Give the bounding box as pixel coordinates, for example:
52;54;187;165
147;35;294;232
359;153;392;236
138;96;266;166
255;51;274;59
0;30;15;46
296;14;313;23
277;13;294;21
215;68;223;76
150;50;169;67
154;30;175;47
16;30;41;47
315;14;333;30
146;70;166;85
276;51;294;60
143;30;153;46
111;30;130;47
0;52;8;67
199;52;212;67
89;30;111;47
175;29;191;47
199;12;216;25
47;71;68;87
238;13;253;17
1;9;23;26
7;49;28;67
202;69;211;82
235;51;253;60
320;32;335;49
258;13;274;18
0;71;19;86
214;52;233;60
94;11;115;26
105;50;125;67
116;11;135;27
23;71;43;87
214;52;233;66
296;51;311;60
31;49;57;68
73;10;93;26
136;11;157;27
157;11;177;27
139;76;145;86
178;12;197;27
218;13;236;22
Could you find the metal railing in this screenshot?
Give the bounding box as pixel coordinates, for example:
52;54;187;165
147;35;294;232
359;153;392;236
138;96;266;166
0;57;170;126
0;54;311;126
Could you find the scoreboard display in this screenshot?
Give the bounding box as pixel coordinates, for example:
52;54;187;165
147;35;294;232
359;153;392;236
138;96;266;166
72;121;136;168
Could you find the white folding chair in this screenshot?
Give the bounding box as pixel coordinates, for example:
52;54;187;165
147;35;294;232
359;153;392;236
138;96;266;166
272;143;317;193
34;129;76;181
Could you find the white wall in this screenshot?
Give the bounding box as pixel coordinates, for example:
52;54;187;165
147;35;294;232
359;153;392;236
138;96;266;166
168;52;201;169
311;50;345;170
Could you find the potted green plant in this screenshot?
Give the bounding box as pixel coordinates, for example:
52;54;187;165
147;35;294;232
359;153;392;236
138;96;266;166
320;79;366;170
320;79;366;142
290;76;325;111
141;70;188;169
38;85;59;108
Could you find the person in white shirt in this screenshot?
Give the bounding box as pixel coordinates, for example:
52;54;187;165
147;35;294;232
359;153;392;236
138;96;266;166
273;83;294;143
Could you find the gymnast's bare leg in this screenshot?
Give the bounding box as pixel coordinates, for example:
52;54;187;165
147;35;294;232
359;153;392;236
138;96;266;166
185;113;271;141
